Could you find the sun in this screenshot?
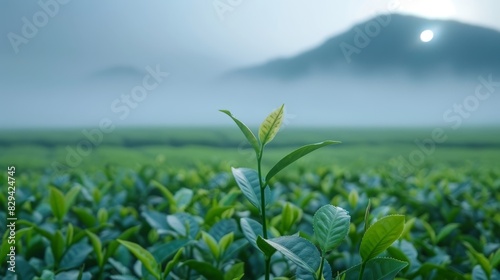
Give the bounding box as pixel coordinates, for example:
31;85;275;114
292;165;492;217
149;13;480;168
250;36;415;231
420;30;434;42
402;0;456;19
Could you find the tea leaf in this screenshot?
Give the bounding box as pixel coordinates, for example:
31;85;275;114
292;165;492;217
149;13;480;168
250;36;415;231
256;236;277;257
59;242;93;270
341;257;408;280
259;104;285;146
360;215;405;262
219;232;234;255
297;261;332;280
64;185;81;213
202;231;220;259
183;260;224;280
313;205;350;253
266;141;339;183
224;262;245;280
49;187;66;221
174;188;193;211
163;248;184;276
436;223;459;244
85;230;103;267
240;218;263;251
464;242;491;277
220;109;260;155
260;236;320;274
231;168;261;210
52;230;65;263
117;239;160;280
152;239;190;264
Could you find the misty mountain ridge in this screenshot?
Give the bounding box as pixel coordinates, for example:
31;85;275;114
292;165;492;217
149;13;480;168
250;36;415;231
228;14;500;81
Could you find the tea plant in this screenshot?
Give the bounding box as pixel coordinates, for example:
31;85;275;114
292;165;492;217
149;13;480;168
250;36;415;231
221;105;408;279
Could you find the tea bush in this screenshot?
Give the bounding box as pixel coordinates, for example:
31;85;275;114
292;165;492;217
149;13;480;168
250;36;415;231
0;106;499;279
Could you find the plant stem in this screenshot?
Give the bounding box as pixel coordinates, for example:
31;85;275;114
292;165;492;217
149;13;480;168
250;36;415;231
257;149;270;280
186;246;193;280
265;256;271;280
257;150;268;239
358;262;366;280
97;266;104;280
259;186;268;239
317;254;325;280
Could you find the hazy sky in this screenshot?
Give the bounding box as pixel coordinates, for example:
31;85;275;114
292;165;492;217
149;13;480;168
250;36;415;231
1;1;500;128
2;1;500;70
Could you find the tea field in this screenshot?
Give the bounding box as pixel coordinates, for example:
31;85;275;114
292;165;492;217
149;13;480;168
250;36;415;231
0;127;499;279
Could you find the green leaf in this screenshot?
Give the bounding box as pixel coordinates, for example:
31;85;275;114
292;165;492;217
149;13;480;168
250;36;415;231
472;265;488;280
281;202;302;233
163;248;184;276
221;239;248;264
225;262;245;280
202;231;220;259
490;248;500;268
183;260;224;280
205;206;234;226
152;239;190;264
52;230;66;263
210;219;238;241
464;242;492;277
32;225;54;240
219;232;234;255
49;187;66;221
59;241;93;270
341;257;408;280
151;180;177;211
256;236;277;257
259;104;285;146
220;109;260;155
348;189;359;208
142;210;169;231
104;225;141;262
422;220;436;244
16;258;37;279
297;261;332;280
386;246;411;273
66;223;74;246
364;199;371;233
72;207;96;227
265;141;340;183
409;263;466;279
260;236;320;274
167;215;187;236
174;188;193;211
85;230;103;267
231;168;261;210
117;239;161;280
174;213;200;239
97;208;108;225
64;185;81;213
240;218;263;251
0;230;10;263
313;205;350;253
436;223;459;244
56;270;92;280
34;270;55;280
401;217;416;239
360;215;405;262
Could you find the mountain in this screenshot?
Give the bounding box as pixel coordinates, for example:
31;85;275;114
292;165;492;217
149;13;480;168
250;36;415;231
229;14;500;80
